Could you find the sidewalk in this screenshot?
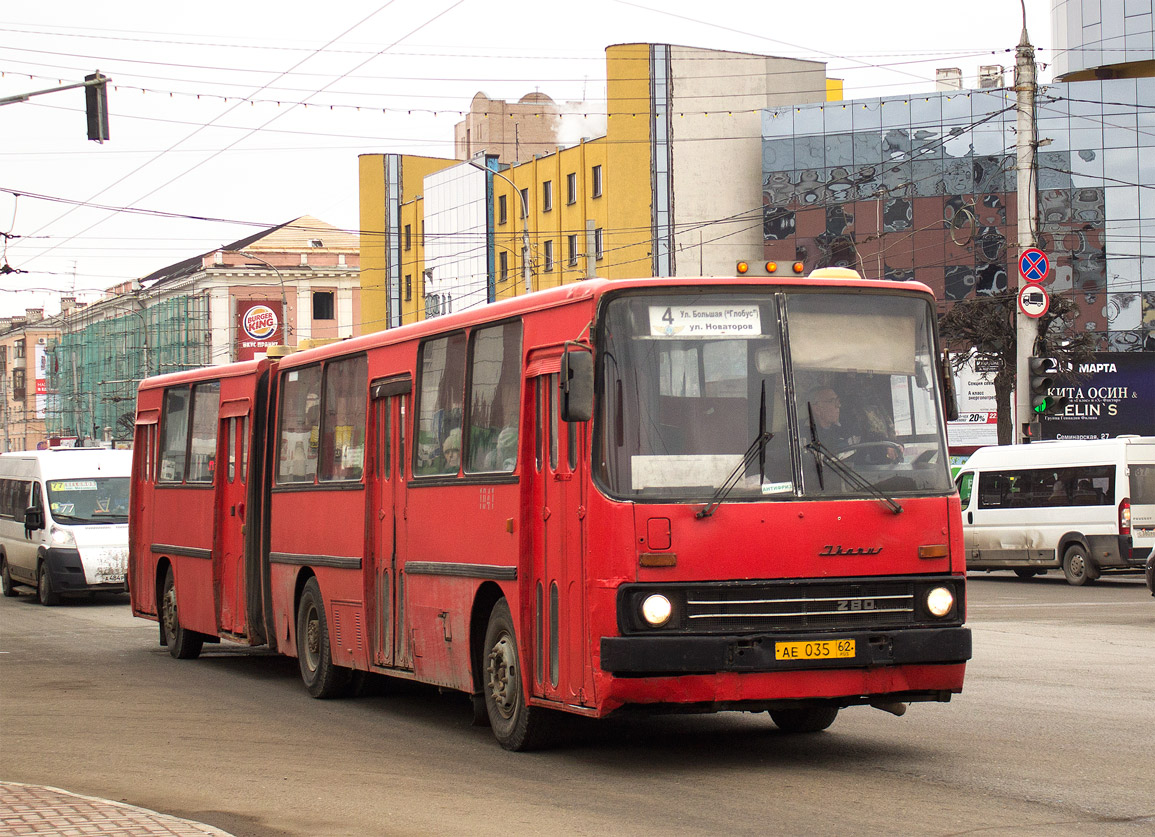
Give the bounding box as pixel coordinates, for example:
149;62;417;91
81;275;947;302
0;782;235;836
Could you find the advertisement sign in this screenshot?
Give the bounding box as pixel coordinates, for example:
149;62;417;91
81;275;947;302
34;342;48;419
1043;352;1155;440
946;351;1000;449
236;300;283;361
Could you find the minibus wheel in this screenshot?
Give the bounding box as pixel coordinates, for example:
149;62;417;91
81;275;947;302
37;561;60;607
769;706;839;733
296;577;352;699
161;568;203;659
1061;544;1097;586
482;598;553;751
1;557;19;597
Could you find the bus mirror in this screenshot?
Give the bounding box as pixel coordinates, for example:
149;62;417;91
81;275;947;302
24;506;45;532
941;353;959;422
560;348;593;422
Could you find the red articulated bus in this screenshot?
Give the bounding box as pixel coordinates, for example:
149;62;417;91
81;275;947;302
129;272;971;750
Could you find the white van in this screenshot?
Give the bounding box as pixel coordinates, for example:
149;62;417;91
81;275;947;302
955;437;1155;585
0;448;132;605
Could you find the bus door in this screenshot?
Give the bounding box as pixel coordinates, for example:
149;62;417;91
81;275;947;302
132;409;160;613
370;376;411;669
214;399;250;635
532;371;592;707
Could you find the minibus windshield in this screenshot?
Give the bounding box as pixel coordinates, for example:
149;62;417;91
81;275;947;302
46;477;130;524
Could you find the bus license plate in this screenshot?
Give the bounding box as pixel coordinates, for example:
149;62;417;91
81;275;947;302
775;639;855;661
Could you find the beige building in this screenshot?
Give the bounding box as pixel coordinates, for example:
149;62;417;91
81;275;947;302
454;91;567;165
0;309;61;451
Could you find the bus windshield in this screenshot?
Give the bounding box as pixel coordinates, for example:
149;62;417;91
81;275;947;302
46;477;130;524
595;290;952;501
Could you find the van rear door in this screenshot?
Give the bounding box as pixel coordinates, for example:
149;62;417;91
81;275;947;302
1129;462;1155;557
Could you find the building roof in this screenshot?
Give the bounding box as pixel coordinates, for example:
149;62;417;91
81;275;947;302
140;215;356;288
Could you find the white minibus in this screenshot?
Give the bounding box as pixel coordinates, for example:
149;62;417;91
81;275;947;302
955;437;1155;585
0;448;132;605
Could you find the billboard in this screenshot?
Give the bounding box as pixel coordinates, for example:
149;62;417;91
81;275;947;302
1043;352;1155;440
236;300;284;361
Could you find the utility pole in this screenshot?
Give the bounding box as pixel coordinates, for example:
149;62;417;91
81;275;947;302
1013;18;1038;444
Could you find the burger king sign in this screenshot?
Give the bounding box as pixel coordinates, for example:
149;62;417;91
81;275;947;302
237;301;283;360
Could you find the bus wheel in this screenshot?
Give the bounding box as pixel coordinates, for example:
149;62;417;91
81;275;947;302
769;706;839;733
1062;544;1095;586
296;577;352;699
37;561;60;607
483;599;552;751
161;568;203;659
1;558;19;597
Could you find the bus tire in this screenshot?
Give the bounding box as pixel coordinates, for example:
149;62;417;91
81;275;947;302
296;577;352;699
1;557;19;597
1062;544;1095;586
37;560;60;607
769;706;839;733
482;598;552;751
161;567;203;659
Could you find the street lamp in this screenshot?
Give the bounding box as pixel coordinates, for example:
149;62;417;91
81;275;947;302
220;249;292;343
466;159;532;295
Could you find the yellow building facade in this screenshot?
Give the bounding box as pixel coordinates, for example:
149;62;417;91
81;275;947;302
358;43;830;331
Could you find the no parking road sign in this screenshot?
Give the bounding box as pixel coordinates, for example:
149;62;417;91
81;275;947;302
1019;247;1049;283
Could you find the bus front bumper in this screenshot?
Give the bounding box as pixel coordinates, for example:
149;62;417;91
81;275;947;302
600;626;971;675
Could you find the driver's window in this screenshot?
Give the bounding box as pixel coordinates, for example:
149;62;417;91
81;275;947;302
957;472;974;507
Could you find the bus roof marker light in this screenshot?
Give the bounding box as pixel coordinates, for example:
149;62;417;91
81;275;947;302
765;261;778;274
792;262;805;273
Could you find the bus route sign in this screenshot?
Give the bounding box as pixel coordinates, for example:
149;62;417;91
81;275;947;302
1019;248;1049;283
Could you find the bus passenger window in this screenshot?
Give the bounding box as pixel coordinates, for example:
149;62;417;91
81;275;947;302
466;322;521;474
277;365;322;483
415;333;466;476
320;355;368;482
159;387;190;483
186;381;220;484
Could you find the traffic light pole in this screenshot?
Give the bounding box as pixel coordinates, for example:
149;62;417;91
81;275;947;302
1014;25;1038;444
0;71;110;141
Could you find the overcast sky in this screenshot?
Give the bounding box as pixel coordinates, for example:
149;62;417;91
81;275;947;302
0;0;1055;318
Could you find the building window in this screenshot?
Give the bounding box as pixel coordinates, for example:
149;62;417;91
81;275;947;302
404;224;412;251
312;291;335;321
542;181;552;212
544;240;555;272
520;188;529;218
498;194;507;226
591;165;603;198
12;368;25;401
594;227;604;260
566;172;577;205
567;234;579;267
499;251;509;282
405;274;412;301
14;339;25;360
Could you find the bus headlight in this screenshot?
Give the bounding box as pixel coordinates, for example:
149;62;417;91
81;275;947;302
49;526;76;548
926;586;954;617
640;594;673;627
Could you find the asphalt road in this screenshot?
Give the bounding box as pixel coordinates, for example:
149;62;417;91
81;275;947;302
1;573;1152;837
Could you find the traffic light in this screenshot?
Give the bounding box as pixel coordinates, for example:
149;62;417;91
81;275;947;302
1028;356;1068;415
85;72;109;142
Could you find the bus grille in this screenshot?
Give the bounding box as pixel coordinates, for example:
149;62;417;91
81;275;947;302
683;581;916;633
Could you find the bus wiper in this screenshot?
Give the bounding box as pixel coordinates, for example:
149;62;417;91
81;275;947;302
805;406;903;515
696;430;772;520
